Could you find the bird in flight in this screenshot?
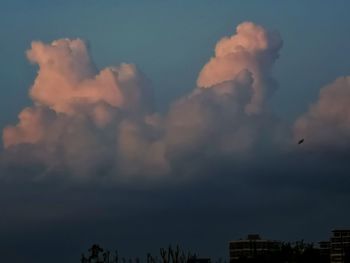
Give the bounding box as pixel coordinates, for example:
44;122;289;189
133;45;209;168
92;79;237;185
298;138;304;145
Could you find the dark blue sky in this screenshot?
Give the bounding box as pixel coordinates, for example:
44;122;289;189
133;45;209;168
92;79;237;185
1;1;350;263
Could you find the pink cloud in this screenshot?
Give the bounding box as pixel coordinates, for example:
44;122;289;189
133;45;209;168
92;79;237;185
294;77;350;150
197;22;282;114
1;22;285;180
27;39;153;115
3;107;52;148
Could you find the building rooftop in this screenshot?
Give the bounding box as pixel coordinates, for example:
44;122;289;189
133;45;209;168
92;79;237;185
229;234;279;243
332;229;350;232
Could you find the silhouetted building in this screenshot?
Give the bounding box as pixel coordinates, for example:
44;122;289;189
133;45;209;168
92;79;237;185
229;234;280;263
330;229;350;263
187;258;211;263
319;240;331;262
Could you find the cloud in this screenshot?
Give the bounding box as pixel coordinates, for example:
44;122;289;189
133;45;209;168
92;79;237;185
165;70;257;159
3;107;53;148
161;22;284;165
294;76;350;151
1;22;284;181
27;39;154;115
197;22;282;114
116;116;169;177
2;38;156;179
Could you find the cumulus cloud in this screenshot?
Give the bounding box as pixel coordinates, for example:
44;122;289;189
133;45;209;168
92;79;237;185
294;76;350;151
1;22;285;180
165;70;257;158
197;22;282;114
2;38;156;178
161;22;283;163
3;107;53;148
26;39;154;115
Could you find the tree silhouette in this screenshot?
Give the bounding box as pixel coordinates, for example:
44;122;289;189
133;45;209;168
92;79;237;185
82;244;197;263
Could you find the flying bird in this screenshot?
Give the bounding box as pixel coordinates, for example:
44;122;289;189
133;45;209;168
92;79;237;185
298;138;304;145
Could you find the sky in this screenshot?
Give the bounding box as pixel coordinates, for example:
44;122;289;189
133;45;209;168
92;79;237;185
1;1;350;262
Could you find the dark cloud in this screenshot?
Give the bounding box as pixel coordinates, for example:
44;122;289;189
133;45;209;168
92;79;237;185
1;152;350;263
